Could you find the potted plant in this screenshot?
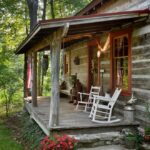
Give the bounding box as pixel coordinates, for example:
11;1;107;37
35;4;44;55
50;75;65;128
124;133;136;149
144;104;150;142
123;129;143;149
144;127;150;141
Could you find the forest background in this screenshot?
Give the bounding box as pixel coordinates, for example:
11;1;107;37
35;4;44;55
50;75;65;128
0;0;92;116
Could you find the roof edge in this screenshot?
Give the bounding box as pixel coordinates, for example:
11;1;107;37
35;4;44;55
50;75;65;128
15;8;150;55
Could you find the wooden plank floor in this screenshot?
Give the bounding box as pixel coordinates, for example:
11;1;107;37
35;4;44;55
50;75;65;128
25;96;138;135
25;96;102;127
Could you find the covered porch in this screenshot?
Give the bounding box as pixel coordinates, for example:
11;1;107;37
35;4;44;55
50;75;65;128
16;9;149;134
25;96;138;136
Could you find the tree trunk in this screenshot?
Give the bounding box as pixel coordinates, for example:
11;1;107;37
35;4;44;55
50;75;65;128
25;5;29;35
26;0;38;31
42;0;47;20
49;0;55;19
38;0;47;96
49;29;62;127
58;0;63;17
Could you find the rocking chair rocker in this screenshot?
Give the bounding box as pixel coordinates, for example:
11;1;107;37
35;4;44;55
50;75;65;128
89;88;122;123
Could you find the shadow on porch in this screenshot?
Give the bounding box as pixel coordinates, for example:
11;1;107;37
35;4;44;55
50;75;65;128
25;96;139;136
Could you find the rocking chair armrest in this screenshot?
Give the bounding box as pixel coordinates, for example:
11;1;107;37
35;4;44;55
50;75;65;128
93;95;110;102
78;92;90;96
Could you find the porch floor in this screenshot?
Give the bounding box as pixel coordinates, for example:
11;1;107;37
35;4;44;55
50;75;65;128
25;96;139;135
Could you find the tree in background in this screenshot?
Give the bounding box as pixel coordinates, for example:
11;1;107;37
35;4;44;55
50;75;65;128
26;0;38;31
0;0;27;115
0;0;92;114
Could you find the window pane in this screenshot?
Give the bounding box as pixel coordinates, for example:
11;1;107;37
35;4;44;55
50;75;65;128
113;34;129;91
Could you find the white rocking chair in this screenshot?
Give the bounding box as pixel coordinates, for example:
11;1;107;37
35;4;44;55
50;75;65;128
75;86;101;112
89;88;122;123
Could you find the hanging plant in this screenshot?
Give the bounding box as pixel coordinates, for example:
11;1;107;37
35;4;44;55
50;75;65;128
42;55;49;76
74;56;80;65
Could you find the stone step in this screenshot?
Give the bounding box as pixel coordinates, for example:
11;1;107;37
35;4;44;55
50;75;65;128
51;122;139;135
78;145;133;150
70;132;124;148
141;143;150;150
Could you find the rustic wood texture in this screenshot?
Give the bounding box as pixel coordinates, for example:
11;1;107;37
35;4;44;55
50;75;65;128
37;52;42;96
59;0;150;129
49;29;62;127
25;96;139;135
65;42;88;89
92;0;150;14
24;53;28;97
32;52;38;107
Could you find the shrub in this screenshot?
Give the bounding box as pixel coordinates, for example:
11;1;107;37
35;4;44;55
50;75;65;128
40;134;78;150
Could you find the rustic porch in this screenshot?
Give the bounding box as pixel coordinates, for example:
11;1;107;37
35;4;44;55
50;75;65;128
25;96;139;136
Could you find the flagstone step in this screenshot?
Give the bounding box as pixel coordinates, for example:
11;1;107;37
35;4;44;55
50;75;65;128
70;131;124;148
78;145;133;150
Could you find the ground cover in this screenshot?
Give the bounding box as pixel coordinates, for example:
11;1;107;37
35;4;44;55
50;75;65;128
0;119;23;150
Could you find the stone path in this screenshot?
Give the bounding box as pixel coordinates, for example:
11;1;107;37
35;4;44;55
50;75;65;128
79;145;134;150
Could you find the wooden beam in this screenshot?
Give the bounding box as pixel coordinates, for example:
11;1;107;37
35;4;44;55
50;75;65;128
30;35;50;52
49;29;62;127
24;53;28;97
64;34;92;43
32;52;38;107
37;52;42;96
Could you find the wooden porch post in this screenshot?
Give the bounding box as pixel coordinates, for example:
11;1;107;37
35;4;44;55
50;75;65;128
37;52;42;96
32;51;38;107
61;49;65;81
49;29;62;127
24;53;28;97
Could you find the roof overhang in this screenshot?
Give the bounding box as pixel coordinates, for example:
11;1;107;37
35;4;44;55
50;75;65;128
15;9;149;54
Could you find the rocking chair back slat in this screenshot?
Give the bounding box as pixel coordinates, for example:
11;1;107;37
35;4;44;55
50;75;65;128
89;88;122;123
108;88;122;108
76;86;101;112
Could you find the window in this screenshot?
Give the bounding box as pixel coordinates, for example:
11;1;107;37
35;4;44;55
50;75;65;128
111;29;131;95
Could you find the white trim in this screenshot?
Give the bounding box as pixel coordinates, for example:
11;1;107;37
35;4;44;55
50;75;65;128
132;75;150;79
132;59;150;63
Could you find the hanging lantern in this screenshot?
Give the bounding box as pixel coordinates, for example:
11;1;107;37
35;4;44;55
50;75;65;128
42;55;49;76
97;50;101;58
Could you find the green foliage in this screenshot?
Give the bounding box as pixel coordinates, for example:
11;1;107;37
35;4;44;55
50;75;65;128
0;51;23;116
43;68;51;96
21;112;45;150
145;127;150;136
0;0;26;116
0;0;93;114
46;0;92;18
0;122;23;150
124;129;143;150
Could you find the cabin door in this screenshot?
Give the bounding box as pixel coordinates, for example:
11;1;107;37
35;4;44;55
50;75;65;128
88;45;99;88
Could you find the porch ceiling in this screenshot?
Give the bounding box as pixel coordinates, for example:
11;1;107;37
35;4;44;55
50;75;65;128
15;9;149;54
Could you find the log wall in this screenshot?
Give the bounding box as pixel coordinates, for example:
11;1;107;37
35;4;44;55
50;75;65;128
95;0;150;127
64;0;150;126
96;0;150;14
131;25;150;127
64;41;88;90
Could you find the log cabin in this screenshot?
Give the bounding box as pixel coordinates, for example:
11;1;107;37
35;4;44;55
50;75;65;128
16;0;150;138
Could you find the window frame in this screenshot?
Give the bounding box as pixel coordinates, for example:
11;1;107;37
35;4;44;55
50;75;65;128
110;28;132;96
